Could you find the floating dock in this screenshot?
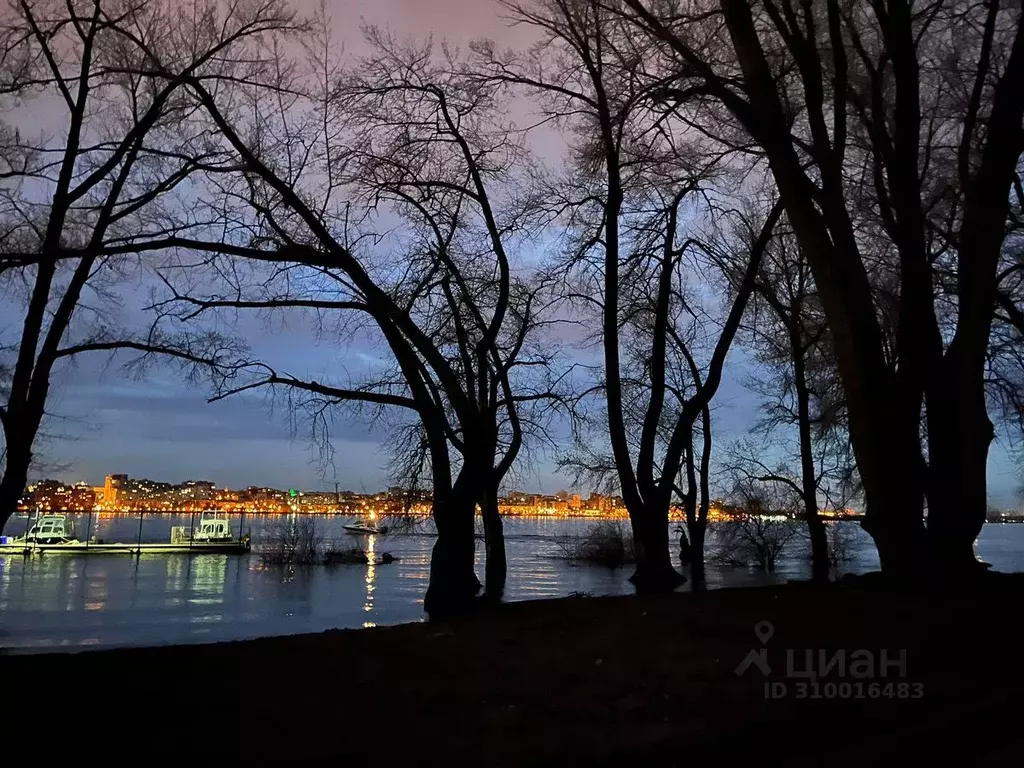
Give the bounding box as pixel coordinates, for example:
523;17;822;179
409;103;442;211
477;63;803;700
0;539;251;556
1;512;250;557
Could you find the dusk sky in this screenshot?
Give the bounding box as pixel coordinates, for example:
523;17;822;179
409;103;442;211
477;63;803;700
9;0;1022;506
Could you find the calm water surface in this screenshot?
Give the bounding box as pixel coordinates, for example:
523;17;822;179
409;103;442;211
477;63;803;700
1;514;1021;651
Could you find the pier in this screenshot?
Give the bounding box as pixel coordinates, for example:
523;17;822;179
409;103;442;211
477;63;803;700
0;538;251;556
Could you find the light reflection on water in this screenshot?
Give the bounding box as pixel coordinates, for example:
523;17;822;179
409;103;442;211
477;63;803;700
363;534;376;628
0;515;1021;652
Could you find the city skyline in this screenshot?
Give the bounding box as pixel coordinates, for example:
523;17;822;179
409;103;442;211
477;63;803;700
20;472;632;517
20;473;882;522
26;469;592;500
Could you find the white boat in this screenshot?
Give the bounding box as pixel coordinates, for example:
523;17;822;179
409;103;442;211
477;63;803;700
192;511;235;542
343;522;388;535
24;514;77;544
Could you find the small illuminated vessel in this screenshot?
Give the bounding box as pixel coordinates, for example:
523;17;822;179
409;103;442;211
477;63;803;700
191;511;235;542
26;514;77;544
342;522;388;535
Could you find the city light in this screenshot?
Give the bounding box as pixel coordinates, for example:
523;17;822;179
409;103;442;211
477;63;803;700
19;475;637;518
18;474;864;521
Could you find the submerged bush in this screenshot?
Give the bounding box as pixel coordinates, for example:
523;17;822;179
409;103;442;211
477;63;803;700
259;517;324;566
322;545;369;565
554;522;635;568
709;516;799;573
258;518;401;568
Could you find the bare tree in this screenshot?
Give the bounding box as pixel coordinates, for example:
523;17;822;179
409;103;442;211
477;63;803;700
676;384;713;588
0;0;295;531
151;22;567;612
732;224;858;580
260;515;324;567
475;0;781;591
712;480;800;573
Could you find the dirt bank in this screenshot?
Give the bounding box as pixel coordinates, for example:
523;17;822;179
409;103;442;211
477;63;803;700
4;576;1022;765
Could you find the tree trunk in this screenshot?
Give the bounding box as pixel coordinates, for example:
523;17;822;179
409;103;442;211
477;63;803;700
679;408;712;592
803;498;829;582
480;484;506;600
681;488;707;591
860;460;928;577
0;446;31;534
926;360;992;573
688;519;707;591
0;419;36;534
629;503;686;592
791;326;830;582
677;524;692;564
424;484;480;616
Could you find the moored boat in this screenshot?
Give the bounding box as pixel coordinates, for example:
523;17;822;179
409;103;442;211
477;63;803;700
26;514;76;544
192;511;235;542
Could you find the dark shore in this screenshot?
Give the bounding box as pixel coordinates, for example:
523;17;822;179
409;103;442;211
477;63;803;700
4;576;1022;765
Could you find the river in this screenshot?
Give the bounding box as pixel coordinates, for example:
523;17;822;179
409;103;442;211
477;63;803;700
1;513;1021;651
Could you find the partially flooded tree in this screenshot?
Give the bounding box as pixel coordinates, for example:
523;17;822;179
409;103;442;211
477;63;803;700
476;0;781;591
733;226;856;580
675;374;713;588
155;23;561;611
0;0;293;532
712;480;800;573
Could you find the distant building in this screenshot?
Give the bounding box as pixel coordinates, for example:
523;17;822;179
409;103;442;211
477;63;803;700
539;495;569;514
119;477;174;504
179;480;215;501
299;491;337;509
242;486;288;511
104;474;127;506
26;480;96;511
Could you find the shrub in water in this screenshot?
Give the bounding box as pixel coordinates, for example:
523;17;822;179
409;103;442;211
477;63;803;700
554;522;635;568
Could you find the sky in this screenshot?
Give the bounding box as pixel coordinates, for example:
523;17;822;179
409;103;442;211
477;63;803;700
4;0;1022;506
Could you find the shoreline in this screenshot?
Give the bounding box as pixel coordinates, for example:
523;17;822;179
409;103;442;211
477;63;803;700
4;577;1022;764
5;512;642;524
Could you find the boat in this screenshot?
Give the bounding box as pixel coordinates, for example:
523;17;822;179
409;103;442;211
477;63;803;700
191;511;235;542
343;522;388;535
25;514;77;544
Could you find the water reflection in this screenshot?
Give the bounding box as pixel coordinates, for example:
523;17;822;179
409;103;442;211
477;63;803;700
0;556;11;606
166;553;186;596
364;534;376;628
1;516;1022;651
82;560;109;612
189;555;228;603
